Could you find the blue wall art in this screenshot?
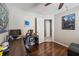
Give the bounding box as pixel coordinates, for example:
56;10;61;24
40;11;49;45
24;20;30;27
62;13;75;30
0;3;9;33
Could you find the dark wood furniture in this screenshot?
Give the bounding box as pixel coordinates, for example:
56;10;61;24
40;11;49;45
9;29;21;39
9;38;27;56
9;29;21;36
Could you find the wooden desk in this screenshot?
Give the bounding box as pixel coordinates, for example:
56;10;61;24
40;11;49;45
9;38;27;56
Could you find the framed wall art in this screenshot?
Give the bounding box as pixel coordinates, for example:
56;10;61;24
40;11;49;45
62;13;75;30
0;3;9;33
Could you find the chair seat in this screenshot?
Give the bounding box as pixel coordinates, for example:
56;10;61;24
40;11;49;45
68;43;79;55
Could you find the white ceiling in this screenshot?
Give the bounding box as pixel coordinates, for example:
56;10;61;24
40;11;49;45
6;3;79;15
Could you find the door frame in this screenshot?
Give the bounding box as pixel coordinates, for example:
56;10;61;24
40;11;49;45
44;19;52;38
35;17;37;34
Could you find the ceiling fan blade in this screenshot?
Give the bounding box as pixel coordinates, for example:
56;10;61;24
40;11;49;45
58;3;64;9
44;3;51;6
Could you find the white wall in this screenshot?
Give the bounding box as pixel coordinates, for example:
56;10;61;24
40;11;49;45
7;5;35;35
8;4;45;43
54;6;79;47
0;4;45;44
37;16;44;43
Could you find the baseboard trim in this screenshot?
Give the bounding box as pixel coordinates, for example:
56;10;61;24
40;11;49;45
54;41;68;48
39;40;53;44
39;40;69;48
39;41;44;44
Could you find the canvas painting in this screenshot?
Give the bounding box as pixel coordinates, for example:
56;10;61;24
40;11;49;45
0;3;9;33
62;13;75;30
24;20;30;27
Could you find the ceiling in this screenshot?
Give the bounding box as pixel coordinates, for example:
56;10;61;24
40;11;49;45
6;3;79;15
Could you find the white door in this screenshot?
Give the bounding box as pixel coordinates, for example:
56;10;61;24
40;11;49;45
44;20;52;42
46;21;50;37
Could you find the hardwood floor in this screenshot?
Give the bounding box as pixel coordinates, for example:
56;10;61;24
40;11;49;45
5;42;67;56
54;42;67;56
31;42;68;56
31;42;54;56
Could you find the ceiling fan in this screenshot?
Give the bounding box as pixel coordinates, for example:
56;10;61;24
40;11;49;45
44;3;64;9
